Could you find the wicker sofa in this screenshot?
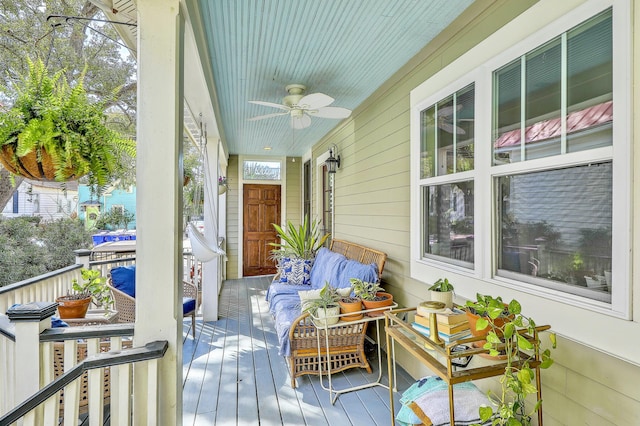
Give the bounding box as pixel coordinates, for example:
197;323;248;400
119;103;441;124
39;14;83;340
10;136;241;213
266;239;387;387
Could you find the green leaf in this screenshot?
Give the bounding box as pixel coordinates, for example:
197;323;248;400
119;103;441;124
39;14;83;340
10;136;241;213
476;317;489;331
508;299;522;315
517;334;533;350
486;332;501;344
517;368;532;384
479;406;494;422
503;322;515;339
540;358;554;369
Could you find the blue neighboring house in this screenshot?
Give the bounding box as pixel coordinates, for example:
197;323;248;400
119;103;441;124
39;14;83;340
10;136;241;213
77;184;137;230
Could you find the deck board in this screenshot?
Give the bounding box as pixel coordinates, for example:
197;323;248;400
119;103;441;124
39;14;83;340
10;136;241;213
182;276;413;425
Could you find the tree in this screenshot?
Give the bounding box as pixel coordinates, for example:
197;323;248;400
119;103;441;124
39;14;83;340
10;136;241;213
0;0;136;206
0;216;93;286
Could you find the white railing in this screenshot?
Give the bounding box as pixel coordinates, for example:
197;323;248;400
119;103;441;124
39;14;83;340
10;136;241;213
0;266;83;316
0;253;140;419
0;315;164;425
0;317;15;417
0;247;197;422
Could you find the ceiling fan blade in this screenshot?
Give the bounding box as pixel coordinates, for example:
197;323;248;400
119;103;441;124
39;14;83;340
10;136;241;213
439;122;466;135
438;104;463;117
249;100;290;111
291;114;311;129
299;92;334;109
248;111;289;121
312;106;352;119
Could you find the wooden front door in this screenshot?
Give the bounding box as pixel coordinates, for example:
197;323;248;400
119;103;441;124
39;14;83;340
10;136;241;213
243;184;281;276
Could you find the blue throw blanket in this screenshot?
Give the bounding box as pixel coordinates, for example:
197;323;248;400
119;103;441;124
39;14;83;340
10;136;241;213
266;247;379;357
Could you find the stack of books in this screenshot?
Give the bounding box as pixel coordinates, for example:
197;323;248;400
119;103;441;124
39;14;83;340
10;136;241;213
412;307;471;343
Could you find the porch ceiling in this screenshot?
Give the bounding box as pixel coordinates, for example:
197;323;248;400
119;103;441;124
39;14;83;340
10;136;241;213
198;0;474;157
94;0;475;157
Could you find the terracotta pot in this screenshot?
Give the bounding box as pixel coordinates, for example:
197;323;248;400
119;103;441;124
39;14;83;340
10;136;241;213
465;308;513;346
0;145;85;182
56;296;91;319
339;298;363;321
361;292;393;317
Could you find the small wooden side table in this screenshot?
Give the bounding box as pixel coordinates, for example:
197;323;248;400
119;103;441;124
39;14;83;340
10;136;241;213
63;309;119;326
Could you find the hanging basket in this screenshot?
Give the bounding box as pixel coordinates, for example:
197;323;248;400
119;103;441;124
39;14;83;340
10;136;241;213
0;145;85;182
218;184;228;195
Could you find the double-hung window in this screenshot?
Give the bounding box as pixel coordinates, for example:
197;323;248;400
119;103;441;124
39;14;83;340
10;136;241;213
419;84;475;268
493;9;614;303
412;2;628;315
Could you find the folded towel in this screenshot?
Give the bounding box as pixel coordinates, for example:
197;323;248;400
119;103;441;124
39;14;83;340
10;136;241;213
397;376;491;426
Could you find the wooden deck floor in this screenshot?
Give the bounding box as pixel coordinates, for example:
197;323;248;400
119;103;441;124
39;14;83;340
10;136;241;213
181;276;413;426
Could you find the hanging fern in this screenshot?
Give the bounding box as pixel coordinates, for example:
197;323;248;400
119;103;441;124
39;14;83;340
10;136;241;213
0;57;135;187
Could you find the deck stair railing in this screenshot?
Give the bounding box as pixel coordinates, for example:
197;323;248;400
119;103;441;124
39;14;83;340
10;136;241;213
0;303;167;425
0;246;195;421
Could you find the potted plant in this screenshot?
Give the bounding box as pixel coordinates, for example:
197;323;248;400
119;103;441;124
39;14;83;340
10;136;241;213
338;289;363;321
350;278;393;316
466;293;556;426
218;176;228;194
301;282;341;327
56;268;114;319
270;216;329;261
464;294;513;348
428;277;455;309
0;58;135;187
269;217;330;286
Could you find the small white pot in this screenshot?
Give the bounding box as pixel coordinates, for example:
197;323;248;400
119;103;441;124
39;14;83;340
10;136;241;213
314;306;341;327
429;290;454;309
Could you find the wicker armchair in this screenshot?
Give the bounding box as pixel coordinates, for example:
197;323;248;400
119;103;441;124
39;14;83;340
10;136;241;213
108;277;198;338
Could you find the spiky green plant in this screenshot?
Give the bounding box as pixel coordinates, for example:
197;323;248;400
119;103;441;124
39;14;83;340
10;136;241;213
270;216;329;260
0;58;135;187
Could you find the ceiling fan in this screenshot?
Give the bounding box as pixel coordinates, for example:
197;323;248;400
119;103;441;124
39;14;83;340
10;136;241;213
437;105;466;135
248;84;352;130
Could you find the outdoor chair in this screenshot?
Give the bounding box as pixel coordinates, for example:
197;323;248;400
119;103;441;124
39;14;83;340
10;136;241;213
107;265;198;337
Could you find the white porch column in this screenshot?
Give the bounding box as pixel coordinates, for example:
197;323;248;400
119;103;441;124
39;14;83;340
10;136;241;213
8;302;57;422
136;0;183;424
202;137;219;321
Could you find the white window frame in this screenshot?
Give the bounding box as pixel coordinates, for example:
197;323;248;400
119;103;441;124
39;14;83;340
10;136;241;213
411;0;630;319
414;76;479;272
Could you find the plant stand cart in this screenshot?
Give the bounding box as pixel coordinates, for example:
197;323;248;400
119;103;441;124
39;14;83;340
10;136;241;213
312;302;397;404
384;307;550;426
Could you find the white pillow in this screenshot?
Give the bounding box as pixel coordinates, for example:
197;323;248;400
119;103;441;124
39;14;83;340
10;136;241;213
337;287;353;297
298;286;353;303
298;289;322;302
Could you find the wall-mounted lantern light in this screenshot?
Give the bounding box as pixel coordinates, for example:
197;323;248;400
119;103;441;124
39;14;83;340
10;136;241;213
325;146;341;174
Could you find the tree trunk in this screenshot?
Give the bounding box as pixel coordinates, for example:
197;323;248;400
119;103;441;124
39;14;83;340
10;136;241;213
0;168;23;209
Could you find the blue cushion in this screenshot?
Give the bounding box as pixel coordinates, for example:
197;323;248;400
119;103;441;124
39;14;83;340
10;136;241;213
51;316;69;328
335;259;379;289
182;298;196;315
110;265;136;298
278;257;312;285
309;247;347;288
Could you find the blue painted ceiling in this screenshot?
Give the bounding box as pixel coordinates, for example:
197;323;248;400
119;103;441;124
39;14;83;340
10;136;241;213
198;0;474;157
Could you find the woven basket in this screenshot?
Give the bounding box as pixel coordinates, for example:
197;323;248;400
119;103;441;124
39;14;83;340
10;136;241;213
0;145;85;182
